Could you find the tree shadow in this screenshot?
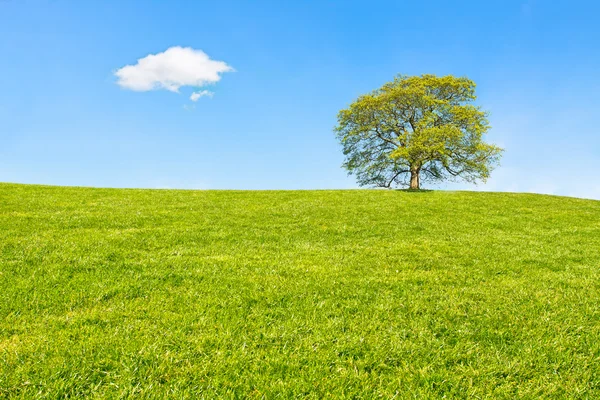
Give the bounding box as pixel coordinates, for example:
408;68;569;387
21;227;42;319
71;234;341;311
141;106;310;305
394;189;434;193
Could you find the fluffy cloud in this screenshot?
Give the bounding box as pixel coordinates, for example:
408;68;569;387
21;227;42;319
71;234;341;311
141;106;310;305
114;46;233;92
190;90;214;101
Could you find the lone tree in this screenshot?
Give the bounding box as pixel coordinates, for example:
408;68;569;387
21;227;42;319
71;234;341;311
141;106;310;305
335;74;503;189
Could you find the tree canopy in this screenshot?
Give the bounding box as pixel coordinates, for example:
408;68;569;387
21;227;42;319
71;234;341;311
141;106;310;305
335;74;503;189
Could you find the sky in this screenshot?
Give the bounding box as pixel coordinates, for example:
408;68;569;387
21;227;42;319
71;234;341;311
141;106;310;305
1;0;599;199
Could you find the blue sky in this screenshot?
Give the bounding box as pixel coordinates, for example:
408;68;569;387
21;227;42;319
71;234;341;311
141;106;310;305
1;0;599;198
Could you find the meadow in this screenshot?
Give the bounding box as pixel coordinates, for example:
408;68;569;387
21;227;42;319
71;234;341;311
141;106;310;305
1;183;599;398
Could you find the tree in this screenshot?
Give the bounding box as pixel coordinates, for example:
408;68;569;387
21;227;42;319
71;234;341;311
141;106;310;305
335;74;503;190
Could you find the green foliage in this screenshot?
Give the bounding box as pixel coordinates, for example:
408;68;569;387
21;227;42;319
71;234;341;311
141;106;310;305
335;74;503;188
1;183;600;398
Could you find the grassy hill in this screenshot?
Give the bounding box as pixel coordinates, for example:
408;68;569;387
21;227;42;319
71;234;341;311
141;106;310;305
1;183;599;398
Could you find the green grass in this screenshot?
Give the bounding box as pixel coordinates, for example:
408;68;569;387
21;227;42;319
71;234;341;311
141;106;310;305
1;183;600;398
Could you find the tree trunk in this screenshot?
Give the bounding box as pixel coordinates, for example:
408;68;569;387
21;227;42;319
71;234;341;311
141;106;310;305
409;167;420;190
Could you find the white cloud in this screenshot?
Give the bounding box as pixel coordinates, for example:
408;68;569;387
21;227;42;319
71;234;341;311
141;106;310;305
114;46;233;92
190;90;214;101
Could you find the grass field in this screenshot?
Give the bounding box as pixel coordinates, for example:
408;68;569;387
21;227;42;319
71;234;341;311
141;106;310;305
1;183;600;398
